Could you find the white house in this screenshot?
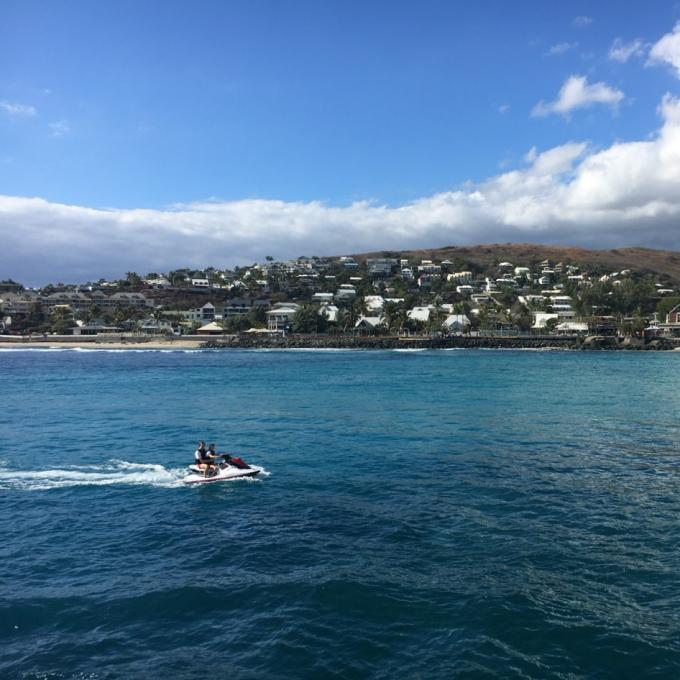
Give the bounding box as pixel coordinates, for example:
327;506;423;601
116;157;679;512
442;314;470;333
555;321;588;334
319;304;339;323
408;306;432;323
139;317;175;335
448;271;472;283
183;302;217;323
266;303;300;332
532;312;559;329
312;292;335;303
191;278;210;289
355;316;384;331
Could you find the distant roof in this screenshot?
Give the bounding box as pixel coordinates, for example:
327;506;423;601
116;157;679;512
197;321;223;332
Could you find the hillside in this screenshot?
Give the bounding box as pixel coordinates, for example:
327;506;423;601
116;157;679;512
355;244;680;284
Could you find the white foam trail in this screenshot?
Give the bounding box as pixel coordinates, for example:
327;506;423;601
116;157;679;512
0;460;186;491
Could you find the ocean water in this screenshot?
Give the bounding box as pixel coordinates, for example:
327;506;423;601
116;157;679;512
1;348;679;679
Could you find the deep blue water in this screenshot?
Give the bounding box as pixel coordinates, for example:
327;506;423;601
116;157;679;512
1;347;679;679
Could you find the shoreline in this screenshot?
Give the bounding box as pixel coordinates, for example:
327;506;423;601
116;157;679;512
0;339;205;350
1;334;678;351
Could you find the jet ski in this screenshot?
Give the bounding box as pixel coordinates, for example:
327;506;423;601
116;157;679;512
183;458;263;485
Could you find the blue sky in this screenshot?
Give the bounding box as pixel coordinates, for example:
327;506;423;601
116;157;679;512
2;1;680;282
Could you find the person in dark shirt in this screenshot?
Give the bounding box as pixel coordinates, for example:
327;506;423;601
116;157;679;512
194;440;217;476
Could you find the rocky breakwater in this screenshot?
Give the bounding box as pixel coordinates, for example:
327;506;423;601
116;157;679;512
201;334;583;350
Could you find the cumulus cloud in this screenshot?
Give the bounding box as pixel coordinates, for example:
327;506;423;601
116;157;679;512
532;75;624;117
609;38;645;63
0;101;37;117
2;94;680;285
648;22;680;77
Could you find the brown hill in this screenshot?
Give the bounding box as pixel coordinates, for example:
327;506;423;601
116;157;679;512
356;243;680;284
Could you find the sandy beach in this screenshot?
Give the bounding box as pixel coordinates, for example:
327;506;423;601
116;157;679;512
0;339;205;350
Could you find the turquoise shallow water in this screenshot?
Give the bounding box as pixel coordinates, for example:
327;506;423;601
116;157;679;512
1;348;679;679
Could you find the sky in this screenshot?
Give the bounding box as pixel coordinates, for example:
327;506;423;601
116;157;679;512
2;0;680;284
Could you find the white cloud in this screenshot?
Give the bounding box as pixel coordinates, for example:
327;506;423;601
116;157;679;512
0;101;37;117
532;75;624;117
648;22;680;77
546;42;578;56
3;94;680;285
498;104;510;114
48;119;70;137
608;38;645;63
573;16;593;28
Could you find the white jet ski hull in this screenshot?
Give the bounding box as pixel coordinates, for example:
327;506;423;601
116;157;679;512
183;464;263;485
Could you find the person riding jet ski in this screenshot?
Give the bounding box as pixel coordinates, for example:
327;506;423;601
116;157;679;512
204;443;252;470
194;441;218;476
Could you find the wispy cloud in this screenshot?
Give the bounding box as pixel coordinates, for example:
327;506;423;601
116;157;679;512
498;104;510;114
3;94;680;284
648;21;680;77
532;75;624;117
0;101;37;117
48;119;70;137
573;16;593;28
546;42;578;56
608;38;645;63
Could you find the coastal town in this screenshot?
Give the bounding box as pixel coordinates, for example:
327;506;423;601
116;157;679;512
3;245;680;349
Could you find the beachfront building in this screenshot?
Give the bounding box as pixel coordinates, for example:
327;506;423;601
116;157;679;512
222;299;251;317
139;317;175;335
408;306;432;324
183;303;217;323
72;320;123;336
267;303;300;332
355;316;385;331
442;314;471;333
532;312;559;329
666;304;680;324
319;304;339;323
196;322;224;335
658;304;680;337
